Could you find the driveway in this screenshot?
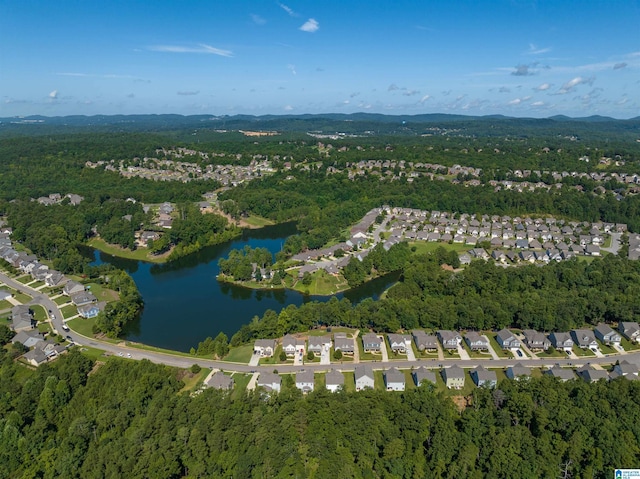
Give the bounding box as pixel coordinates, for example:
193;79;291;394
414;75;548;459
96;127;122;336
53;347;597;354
320;345;331;365
602;232;621;255
378;336;389;362
483;335;500;360
457;344;470;360
248;353;260;367
246;372;259;391
405;340;416;361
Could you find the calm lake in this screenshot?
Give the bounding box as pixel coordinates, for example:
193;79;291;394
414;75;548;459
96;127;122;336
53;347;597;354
89;222;399;352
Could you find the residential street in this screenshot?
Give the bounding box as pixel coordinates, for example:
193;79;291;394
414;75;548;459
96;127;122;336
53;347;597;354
3;271;640;377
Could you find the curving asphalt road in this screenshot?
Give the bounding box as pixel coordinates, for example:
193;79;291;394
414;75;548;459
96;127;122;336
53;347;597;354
3;271;639;374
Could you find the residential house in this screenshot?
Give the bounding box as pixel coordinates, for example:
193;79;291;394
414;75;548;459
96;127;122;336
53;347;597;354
465;331;489;351
282;335;305;357
571;329;598;350
11;330;44;348
354;365;375;391
257;372;281;392
544;365;576;382
505;363;532;380
610;360;640;380
437;330;462;350
11;305;34;332
577;364;609;383
362;333;382;353
70;291;97;306
333;333;354;354
63;281;85;296
295;370;315;393
442;365;465;389
325;369;345;392
387;334;410;354
254;339;276;357
384;368;405;391
618;322;640;342
471;365;497;388
307;335;331;356
549;332;574;352
412;330;438;352
496;329;521;349
0;289;12;301
23;348;48;367
206;372;234;390
44;271;64;287
77;302;104;319
412;367;436;386
594;323;621;346
522;329;551;351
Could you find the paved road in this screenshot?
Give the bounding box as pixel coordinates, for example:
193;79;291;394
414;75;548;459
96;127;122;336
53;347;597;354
602;232;622;255
3;271;640;375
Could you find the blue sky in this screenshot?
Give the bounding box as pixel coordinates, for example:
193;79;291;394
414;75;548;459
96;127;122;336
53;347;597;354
1;0;638;118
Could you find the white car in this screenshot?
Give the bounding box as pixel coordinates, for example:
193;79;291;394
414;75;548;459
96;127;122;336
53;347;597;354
126;353;132;358
118;352;124;357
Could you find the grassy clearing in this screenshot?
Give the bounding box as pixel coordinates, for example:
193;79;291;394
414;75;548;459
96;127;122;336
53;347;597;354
0;299;11;310
87;238;167;264
16;276;32;284
37;322;53;334
61;304;78;319
223;344;254;363
373;370;385;391
67;317;96;337
441;348;460;359
572;346;595;357
30;281;45;288
77;346;109;361
597;342;617;355
242;215;275;227
621;337;640;351
54;296;71;306
231;373;251;398
124;342;194;357
14;292;32;304
84;283;119;302
289;269;346;296
342;372;355;392
32;305;48;322
179;368;211;393
408;241;470;256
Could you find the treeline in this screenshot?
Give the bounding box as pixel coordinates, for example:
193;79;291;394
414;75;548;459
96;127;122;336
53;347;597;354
218;245;273;281
231;252;640;343
94;269;143;337
343;242;424;287
0;347;639;478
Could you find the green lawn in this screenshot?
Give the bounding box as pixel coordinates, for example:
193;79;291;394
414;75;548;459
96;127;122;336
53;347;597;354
66;317;98;337
536;348;566;358
314;372;327;391
77;346;109;361
87;238;167;263
84;283;119;302
0;299;11;310
231;373;252;399
32;305;48;322
441;348;460;359
14;292;32;304
597;342;617;355
357;340;383;361
179;368;211;393
403;370;416;390
125;341;194;356
61;304;78;319
54;296;71;305
30;281;45;288
408;241;470;255
342;372;355;392
242;215;275;227
260;345;285;365
486;333;510;358
289;269;347;296
572;346;595;357
621;337;640;351
223;344;254;363
15;276;32;284
37;322;52;334
373;370;385;391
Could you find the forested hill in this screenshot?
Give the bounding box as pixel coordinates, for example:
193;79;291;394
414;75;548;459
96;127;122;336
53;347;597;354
1;113;639;140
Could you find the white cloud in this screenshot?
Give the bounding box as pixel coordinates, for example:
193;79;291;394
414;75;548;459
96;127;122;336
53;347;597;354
177;91;200;96
278;3;296;16
419;95;431;103
287;64;297;75
557;76;595;94
534;83;552;91
508;98;522;105
49;90;58;99
299;18;319;33
283;105;293;111
148;44;233;57
251;14;266;25
527;43;551;55
532;101;544;107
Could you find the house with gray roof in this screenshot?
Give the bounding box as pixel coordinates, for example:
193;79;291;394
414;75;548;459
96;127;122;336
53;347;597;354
412;367;436;387
0;289;12;301
77;302;104;319
618;322;640;342
44;271;64;287
594;323;621;346
307;334;331;356
23;348;48;367
576;364;609;383
11;305;34;332
63;280;85;296
412;330;438;352
70;291;97;306
442;365;465;389
333;333;354;354
354;365;375;391
465;331;489;351
506;363;532;380
296;370;315;393
257;372;281;392
362;333;382;353
387;334;410;354
571;329;598;350
11;330;44;348
496;329;521;349
522;329;551;351
471;366;497;388
206;372;234;390
610;360;640;380
544;365;575;382
384;368;405;391
437;330;462;350
254;339;276;357
282;334;305;357
325;369;344;392
549;332;573;352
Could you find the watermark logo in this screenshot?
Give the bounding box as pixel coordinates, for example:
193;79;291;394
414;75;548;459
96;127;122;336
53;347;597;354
615;470;640;479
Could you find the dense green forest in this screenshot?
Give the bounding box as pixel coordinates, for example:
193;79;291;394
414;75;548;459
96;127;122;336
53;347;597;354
0;347;638;478
230;252;640;345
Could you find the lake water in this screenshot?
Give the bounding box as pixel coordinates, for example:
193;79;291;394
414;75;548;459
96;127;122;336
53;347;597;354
89;222;399;352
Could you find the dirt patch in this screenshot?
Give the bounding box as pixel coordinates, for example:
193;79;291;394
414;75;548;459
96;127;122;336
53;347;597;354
175;369;197;382
451;395;472;412
88;361;105;376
